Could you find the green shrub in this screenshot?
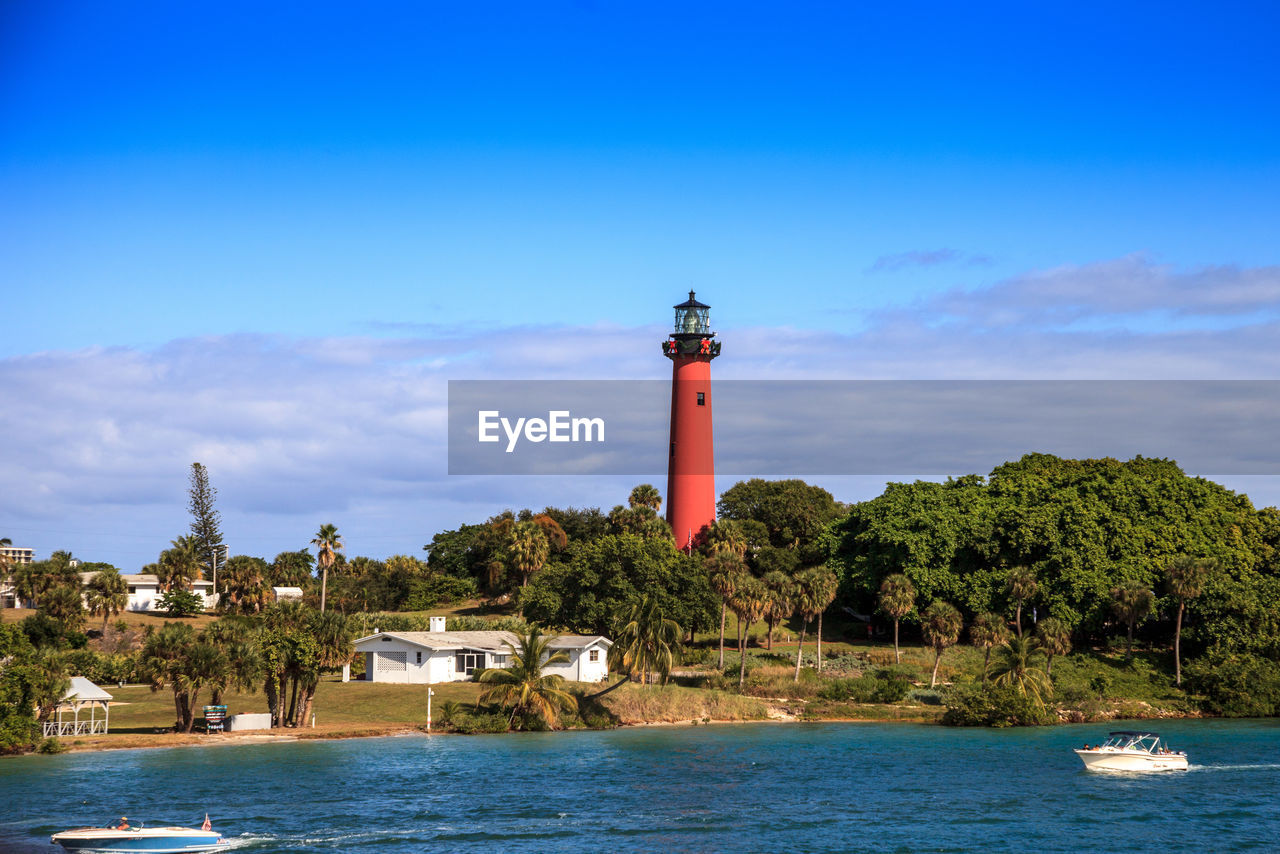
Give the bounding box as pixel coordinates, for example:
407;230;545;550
404;575;479;610
451;712;511;734
156;590;203;617
435;701;463;726
941;684;1056;727
346;613;427;635
1186;651;1280;717
818;671;911;703
36;737;67;754
907;688;943;706
680;646;715;666
21;614;87;650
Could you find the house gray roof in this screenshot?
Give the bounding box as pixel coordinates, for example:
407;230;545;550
77;571;211;588
121;574;212;587
353;631;612;652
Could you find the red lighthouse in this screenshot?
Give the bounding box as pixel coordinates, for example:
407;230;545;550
663;291;721;551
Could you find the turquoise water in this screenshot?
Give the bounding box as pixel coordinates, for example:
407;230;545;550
3;720;1280;852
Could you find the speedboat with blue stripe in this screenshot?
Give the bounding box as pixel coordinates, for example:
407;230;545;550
51;819;227;852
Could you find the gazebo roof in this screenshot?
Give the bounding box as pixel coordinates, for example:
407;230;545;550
63;676;113;703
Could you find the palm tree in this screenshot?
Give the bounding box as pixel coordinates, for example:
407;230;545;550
295;610;354;727
612;595;682;685
791;568;823;681
761;571;796;651
13;552;79;609
174;642;230;732
201;619;264;705
219;556;270;614
509;521;550;616
1166;556;1214;686
706;553;745;669
270;550;315;587
509;521;550;590
478;627;578;729
728;575;768;688
990;636;1052;707
628;484;663;513
921;601;963;689
1005;565;1038;637
809;567;838;672
85;569;129;632
141;622;199;730
40;583;85;631
157;536;202;592
968;612;1010;685
878;573;916;665
310;524;343;612
1111;579;1156;659
1034;617;1072;679
705;519;748;561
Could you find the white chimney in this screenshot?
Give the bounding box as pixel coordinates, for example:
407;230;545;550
429;616;447;633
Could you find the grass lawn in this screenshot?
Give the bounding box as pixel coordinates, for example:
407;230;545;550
53;677;488;752
2;607;219;632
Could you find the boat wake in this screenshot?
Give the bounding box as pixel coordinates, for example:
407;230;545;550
1188;763;1280;772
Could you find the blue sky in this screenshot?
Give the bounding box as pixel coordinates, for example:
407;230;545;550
2;1;1279;568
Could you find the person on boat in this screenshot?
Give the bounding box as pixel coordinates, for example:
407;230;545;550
116;817;129;830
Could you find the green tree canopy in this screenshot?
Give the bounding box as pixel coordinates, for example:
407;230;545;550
828;455;1278;647
718;478;844;564
522;534;716;639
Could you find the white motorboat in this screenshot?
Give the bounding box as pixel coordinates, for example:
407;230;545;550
1074;731;1188;772
52;818;228;852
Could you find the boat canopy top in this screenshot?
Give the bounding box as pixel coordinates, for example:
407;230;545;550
1108;731;1160;737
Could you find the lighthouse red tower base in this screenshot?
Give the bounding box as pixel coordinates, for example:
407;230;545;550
663;292;720;551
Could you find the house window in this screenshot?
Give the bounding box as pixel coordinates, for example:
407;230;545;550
416;651;422;664
455;651;484;675
376;652;407;672
128;586;136;594
696;392;705;406
589;650;599;662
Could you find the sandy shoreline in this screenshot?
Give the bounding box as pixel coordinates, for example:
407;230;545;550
12;708;942;756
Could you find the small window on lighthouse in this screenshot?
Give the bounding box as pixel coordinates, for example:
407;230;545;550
697;392;705;406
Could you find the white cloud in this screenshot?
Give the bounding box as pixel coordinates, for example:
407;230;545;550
4;255;1280;567
926;253;1280;328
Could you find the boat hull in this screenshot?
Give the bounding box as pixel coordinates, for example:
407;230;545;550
51;827;226;853
1075;749;1188;772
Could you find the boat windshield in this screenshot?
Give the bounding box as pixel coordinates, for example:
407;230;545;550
1102;732;1163;753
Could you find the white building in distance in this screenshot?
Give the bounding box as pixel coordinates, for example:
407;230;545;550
77;572;219;612
353;617;611;685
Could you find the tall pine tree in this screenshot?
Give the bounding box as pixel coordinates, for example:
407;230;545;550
187;462;224;592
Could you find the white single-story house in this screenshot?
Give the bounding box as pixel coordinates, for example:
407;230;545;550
79;572;219;612
353;617;612;685
272;586;304;603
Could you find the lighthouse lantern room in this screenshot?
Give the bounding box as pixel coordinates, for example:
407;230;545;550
663;291;720;551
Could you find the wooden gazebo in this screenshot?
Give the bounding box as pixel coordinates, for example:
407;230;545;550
43;676;112;737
